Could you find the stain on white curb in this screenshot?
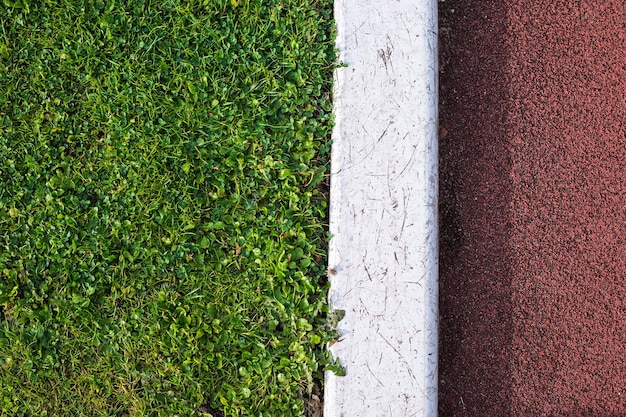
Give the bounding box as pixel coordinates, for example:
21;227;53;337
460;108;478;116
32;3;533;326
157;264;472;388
325;0;438;416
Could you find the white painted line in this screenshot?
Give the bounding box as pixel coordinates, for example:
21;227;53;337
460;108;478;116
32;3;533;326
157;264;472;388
325;0;438;416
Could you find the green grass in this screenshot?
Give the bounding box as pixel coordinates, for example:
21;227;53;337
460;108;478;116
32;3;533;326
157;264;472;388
0;1;338;415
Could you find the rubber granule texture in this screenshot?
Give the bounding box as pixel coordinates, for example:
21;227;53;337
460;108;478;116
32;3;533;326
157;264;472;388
439;1;626;416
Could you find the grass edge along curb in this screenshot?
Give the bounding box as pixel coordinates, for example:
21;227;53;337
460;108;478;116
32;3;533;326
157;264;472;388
0;1;339;415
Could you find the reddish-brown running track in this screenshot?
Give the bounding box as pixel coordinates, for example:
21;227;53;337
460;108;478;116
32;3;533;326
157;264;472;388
438;1;626;416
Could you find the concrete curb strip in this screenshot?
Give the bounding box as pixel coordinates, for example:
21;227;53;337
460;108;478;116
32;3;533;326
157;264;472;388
325;0;439;416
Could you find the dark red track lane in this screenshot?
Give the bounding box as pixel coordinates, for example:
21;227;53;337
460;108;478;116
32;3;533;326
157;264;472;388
439;1;626;415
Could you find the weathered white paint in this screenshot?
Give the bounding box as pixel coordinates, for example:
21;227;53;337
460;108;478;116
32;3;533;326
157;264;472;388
325;0;438;415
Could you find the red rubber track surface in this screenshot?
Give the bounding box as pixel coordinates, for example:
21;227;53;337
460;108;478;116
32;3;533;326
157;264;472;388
438;1;626;415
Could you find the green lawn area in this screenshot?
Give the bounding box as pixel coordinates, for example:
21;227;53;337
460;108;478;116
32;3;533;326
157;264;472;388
0;1;337;415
